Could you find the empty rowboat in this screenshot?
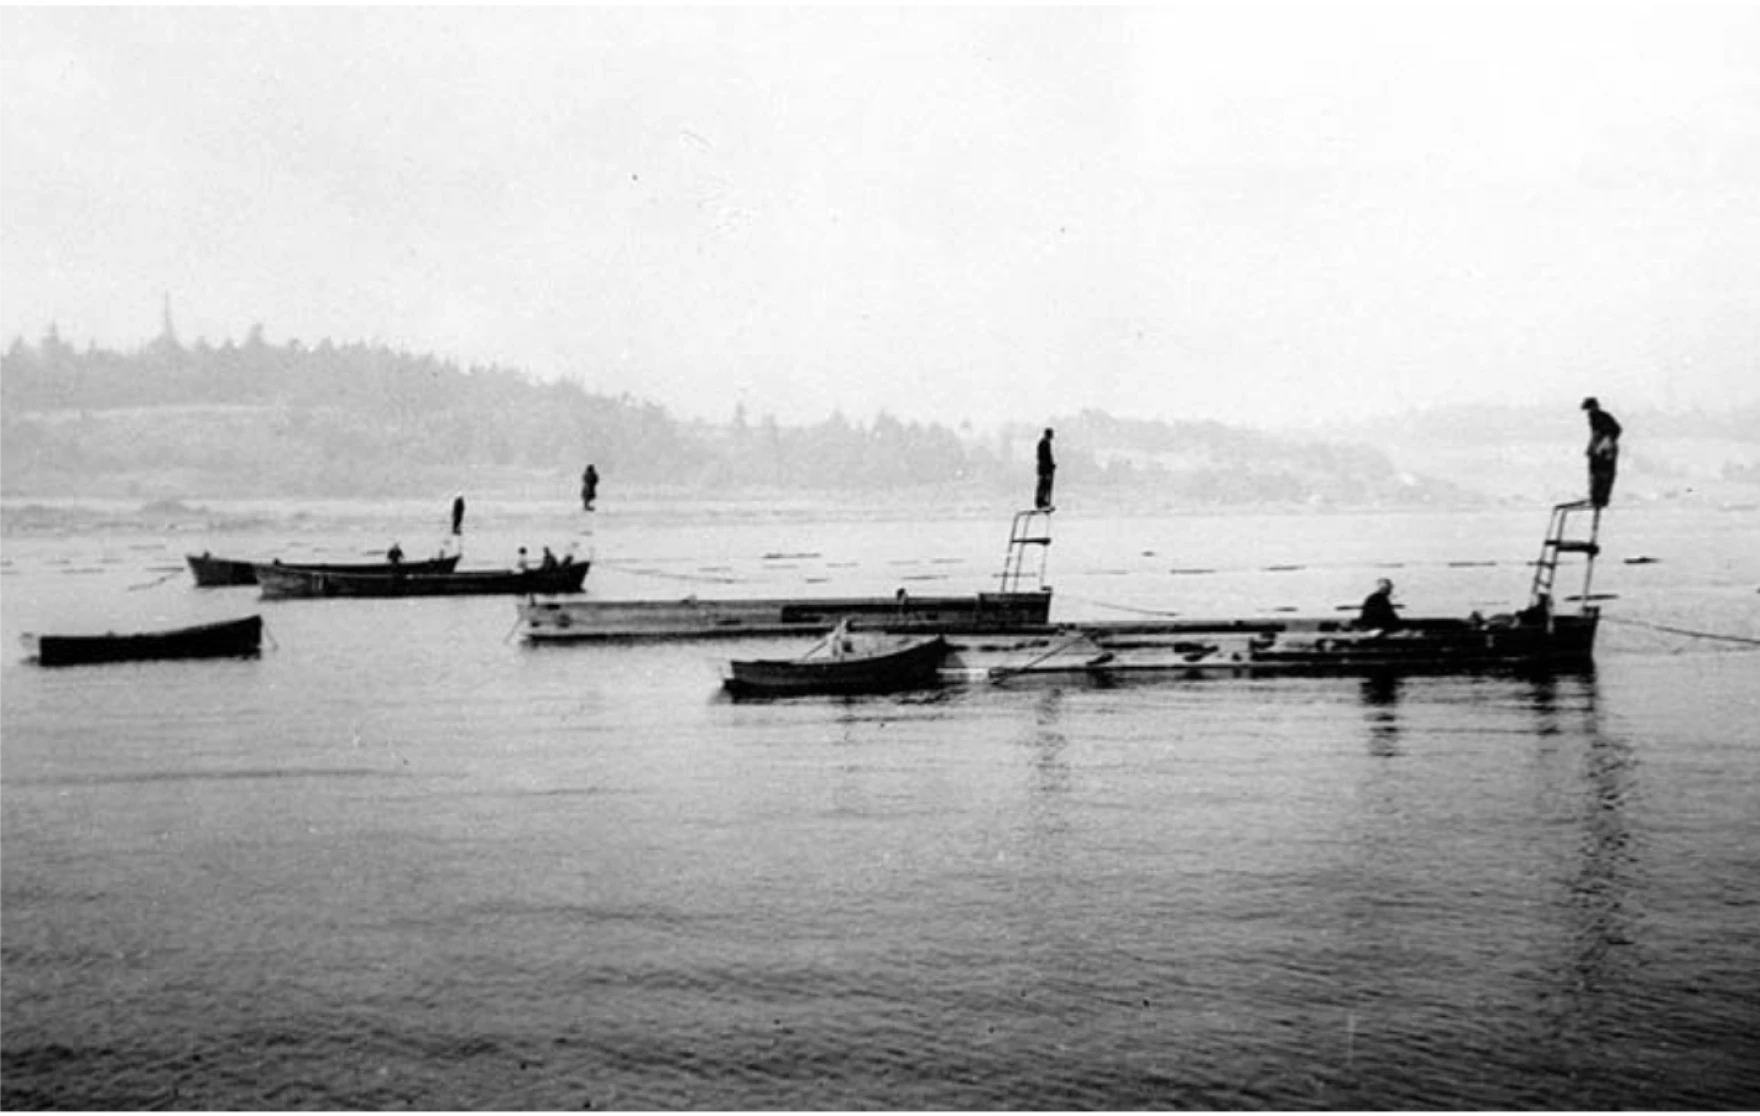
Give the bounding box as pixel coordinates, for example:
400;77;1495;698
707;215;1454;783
28;615;265;667
724;625;950;697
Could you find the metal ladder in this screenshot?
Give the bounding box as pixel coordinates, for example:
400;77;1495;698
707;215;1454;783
998;508;1053;593
1530;499;1603;614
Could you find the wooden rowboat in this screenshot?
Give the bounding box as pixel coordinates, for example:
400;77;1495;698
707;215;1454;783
188;552;460;587
29;615;264;667
724;627;950;697
254;560;588;599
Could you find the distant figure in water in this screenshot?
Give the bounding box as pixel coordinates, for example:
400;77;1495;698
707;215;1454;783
387;542;404;565
1035;428;1056;511
451;494;466;535
1356;578;1400;631
1582;397;1622;508
581;464;599;511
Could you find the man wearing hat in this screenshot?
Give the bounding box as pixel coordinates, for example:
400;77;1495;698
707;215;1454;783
1582;397;1622;508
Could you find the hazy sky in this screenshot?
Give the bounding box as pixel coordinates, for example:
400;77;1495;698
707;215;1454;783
4;5;1758;429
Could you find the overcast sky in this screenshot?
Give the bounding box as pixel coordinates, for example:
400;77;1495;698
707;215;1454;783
4;5;1758;429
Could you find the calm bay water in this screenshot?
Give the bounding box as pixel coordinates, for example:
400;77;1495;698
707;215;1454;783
3;499;1758;1109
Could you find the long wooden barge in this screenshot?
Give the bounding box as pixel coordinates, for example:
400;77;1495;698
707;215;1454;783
936;608;1597;682
520;588;1054;642
521;508;1058;643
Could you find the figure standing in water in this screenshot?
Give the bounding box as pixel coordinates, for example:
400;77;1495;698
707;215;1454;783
450;494;465;536
1034;428;1056;511
1582;397;1622;508
581;465;599;511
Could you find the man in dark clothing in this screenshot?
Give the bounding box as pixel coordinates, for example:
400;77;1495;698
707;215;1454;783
1035;428;1056;511
1356;578;1400;631
450;495;465;536
581;465;599;511
1582;397;1621;508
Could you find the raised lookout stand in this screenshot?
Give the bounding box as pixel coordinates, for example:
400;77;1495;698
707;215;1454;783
519;502;1605;679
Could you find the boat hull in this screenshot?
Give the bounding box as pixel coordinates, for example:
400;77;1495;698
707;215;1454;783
33;615;264;667
189;553;460;587
521;590;1053;642
940;611;1599;682
255;561;588;599
725;636;950;697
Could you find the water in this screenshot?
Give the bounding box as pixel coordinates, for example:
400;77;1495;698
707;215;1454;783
4;500;1759;1108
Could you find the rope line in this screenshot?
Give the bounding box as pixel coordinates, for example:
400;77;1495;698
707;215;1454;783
1604;616;1760;647
127;570;183;591
594;559;742;585
1058;594;1183;617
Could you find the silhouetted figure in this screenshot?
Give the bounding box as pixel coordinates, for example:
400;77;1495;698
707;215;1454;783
1517;594;1552;627
1356;578;1400;631
1582;397;1622;508
387;542;404;565
581;465;599;511
451;494;465;535
541;546;558;571
1035;428;1056;510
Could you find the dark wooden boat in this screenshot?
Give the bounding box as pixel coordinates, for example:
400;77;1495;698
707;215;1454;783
951;608;1598;682
724;631;950;697
254;560;588;599
30;615;264;667
188;552;460;587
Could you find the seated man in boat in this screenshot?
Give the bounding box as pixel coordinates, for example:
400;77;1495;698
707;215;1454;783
829;618;855;660
1516;593;1552;627
387;542;404;565
1355;578;1401;632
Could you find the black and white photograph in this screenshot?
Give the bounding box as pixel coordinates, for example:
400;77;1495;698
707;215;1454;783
3;5;1758;1109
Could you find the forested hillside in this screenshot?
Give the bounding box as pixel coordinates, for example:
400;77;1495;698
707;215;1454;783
1;325;1466;506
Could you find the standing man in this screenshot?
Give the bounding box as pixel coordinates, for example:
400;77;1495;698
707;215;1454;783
1035;428;1056;511
450;494;466;536
581;464;599;511
1582;397;1622;508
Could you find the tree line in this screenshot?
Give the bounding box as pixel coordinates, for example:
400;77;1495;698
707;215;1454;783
1;325;1447;504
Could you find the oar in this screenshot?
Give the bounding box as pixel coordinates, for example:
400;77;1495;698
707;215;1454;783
989;631;1102;681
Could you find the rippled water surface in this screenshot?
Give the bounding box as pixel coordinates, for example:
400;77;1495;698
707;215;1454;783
4;501;1758;1108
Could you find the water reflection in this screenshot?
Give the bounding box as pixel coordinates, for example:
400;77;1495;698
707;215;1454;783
1561;674;1638;999
1022;688;1071;797
1359;672;1403;756
1517;668;1641;1043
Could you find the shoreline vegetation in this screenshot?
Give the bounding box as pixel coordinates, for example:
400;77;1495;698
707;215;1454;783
5;325;1757;515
